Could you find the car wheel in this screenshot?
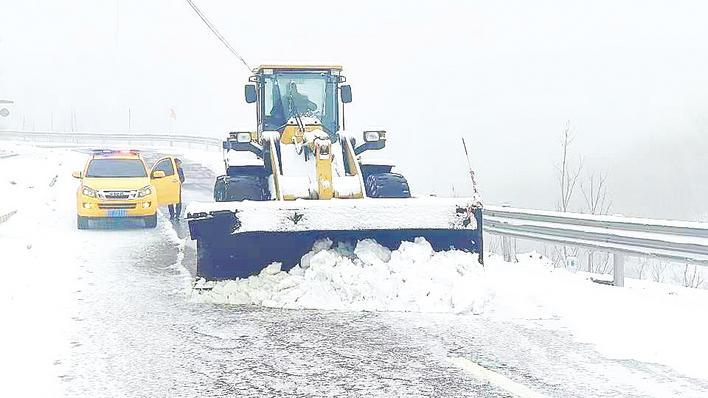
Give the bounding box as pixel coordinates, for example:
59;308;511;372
144;213;158;228
77;215;89;229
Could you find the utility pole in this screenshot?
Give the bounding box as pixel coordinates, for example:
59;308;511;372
128;107;131;132
461;137;480;198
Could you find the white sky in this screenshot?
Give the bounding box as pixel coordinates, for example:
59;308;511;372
1;0;707;219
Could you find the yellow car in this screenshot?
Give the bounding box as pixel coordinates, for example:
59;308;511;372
72;150;181;229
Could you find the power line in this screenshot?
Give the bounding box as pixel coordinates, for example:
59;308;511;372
184;0;252;72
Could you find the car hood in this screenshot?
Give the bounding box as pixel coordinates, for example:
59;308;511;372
82;177;151;190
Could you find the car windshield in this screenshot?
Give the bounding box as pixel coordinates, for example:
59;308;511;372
85;159;147;178
262;71;338;135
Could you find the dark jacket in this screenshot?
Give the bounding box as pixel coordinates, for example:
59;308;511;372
177;166;185;183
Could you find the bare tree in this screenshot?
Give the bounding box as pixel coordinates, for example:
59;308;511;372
592;252;612;274
581;172;612;272
637;257;648;280
486;234;501;255
682;263;704;289
557;121;583;213
651;260;668;282
554;121;582;268
581;172;612;215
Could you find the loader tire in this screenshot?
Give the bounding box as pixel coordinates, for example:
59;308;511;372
214;175;270;202
365;172;411;198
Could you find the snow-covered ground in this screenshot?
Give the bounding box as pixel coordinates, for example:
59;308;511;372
0;143;187;396
0;144;84;396
2;142;707;397
194;240;708;380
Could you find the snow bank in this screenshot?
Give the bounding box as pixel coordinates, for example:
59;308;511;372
192;237;492;314
484;252;708;380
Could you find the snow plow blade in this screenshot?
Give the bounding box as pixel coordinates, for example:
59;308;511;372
187;198;483;280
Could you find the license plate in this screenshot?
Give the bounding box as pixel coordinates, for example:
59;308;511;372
107;209;127;217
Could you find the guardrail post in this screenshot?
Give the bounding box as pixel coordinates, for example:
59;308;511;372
502;236;511;262
613;252;625;287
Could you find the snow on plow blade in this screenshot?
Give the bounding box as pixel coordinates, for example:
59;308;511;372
187;198;483;280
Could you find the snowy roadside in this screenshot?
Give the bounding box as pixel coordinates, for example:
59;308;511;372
486;252;708;380
0;143;86;396
192;238;708;380
0;143;187;396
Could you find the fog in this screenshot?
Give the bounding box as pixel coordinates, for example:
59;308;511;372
1;0;706;220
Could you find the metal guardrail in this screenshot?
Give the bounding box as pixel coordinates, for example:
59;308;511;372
484;206;708;286
0;130;222;149
0;210;18;225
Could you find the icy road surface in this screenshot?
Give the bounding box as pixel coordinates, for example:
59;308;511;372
1;143;707;397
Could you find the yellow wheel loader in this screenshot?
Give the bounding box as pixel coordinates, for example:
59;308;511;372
187;65;483;279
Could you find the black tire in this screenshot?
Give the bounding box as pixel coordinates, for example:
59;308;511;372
77;215;89;230
214;175;270;202
214;176;227;202
144;213;157;228
365;172;411;198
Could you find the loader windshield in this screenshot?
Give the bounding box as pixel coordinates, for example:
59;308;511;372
262;72;338;136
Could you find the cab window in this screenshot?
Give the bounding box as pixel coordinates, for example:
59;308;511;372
85;159;147;178
153;159;175;176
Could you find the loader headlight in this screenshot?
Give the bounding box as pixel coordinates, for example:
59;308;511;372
235;132;252;143
138;185;152;198
81;186;97;198
363;130;386;142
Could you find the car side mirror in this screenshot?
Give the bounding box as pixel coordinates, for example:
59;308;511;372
151;170;166;179
340;85;352;103
245;84;257;103
72;170;82;179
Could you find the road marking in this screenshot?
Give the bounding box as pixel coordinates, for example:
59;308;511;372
449;357;547;398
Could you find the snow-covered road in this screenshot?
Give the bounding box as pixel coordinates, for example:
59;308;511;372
1;143;707;397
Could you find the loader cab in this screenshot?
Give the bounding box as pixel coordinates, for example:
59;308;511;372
244;65;350;140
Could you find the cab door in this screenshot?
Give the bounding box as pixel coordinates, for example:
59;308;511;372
150;157;180;205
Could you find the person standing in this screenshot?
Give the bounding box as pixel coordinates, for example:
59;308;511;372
168;158;185;219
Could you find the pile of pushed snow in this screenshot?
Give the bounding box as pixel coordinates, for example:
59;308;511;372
192;237;492;314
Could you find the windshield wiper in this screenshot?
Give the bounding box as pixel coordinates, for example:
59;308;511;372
287;93;306;132
286;91;336;141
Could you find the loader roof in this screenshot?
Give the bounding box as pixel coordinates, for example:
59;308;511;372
254;64;343;73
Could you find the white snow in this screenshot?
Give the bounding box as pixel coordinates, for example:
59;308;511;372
187;197;480;232
192;237;491;314
0;143;185;395
167;147;224;176
224;148;262;167
194;240;708;379
0;144;88;396
2;143;707;386
486;252;708;380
